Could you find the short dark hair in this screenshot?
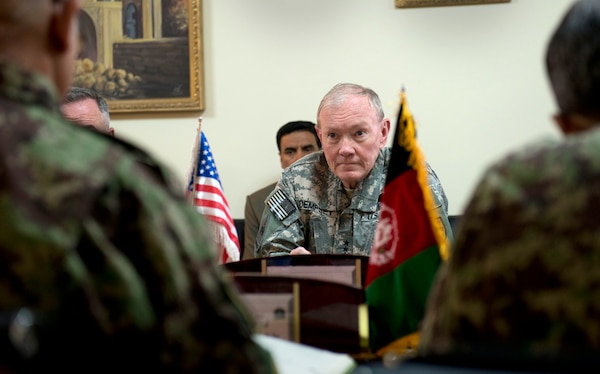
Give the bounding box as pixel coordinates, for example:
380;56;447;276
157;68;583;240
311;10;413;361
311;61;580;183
275;121;321;151
546;0;600;117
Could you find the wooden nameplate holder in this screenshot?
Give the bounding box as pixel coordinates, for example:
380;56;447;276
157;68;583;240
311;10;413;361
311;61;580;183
225;254;369;287
230;273;369;354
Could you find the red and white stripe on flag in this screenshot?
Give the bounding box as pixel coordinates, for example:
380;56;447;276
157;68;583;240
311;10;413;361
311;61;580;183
188;128;240;263
193;175;240;263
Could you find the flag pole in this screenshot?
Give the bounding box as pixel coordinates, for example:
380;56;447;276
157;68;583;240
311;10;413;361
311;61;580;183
186;117;203;203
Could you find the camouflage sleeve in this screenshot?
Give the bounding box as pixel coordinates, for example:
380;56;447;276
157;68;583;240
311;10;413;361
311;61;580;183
255;185;305;257
430;187;454;244
426;164;453;243
71;157;277;372
426;162;449;215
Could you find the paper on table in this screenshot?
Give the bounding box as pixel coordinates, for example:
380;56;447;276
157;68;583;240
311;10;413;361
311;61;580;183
254;333;357;374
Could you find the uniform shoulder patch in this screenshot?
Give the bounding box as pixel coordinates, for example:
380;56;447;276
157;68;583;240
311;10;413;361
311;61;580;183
266;189;295;221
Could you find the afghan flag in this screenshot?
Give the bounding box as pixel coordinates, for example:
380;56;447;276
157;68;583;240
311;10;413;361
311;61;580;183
365;90;449;354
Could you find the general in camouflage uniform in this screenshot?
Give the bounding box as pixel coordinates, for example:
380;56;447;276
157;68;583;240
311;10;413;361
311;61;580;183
0;0;274;369
256;147;452;257
419;0;600;365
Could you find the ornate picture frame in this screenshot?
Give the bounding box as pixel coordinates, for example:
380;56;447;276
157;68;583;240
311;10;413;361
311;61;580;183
396;0;510;8
76;0;204;114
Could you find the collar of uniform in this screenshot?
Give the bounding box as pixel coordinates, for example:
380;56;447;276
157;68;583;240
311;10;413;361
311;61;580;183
0;59;61;112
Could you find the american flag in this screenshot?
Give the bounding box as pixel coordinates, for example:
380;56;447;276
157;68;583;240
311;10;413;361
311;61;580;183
187;121;240;263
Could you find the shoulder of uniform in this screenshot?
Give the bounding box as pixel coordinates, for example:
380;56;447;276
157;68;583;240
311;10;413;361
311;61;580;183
265;188;296;221
283;151;327;178
288;150;324;169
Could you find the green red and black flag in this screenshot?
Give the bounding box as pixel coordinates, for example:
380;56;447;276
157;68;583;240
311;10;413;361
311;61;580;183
365;89;449;354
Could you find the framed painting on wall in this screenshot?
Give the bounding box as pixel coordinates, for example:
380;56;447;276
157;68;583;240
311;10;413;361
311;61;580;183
396;0;510;8
75;0;204;114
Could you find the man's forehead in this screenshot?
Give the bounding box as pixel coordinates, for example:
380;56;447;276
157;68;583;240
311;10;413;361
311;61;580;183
281;131;318;146
320;120;373;132
320;102;377;127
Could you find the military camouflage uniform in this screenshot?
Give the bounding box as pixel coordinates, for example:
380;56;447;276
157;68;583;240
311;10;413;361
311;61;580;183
419;129;600;359
0;60;275;372
256;148;452;257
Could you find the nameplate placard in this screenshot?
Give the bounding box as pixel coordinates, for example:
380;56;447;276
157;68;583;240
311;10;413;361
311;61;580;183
266;265;357;286
240;293;295;341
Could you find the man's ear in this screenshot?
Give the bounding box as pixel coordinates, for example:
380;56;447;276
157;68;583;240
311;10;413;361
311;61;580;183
553;113;595;135
380;118;391;146
553;113;571;135
49;0;79;53
315;125;323;144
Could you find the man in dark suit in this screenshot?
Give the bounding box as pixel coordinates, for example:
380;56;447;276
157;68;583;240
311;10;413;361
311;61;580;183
243;121;321;259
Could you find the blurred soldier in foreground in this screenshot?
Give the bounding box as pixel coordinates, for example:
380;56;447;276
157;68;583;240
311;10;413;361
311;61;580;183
419;0;600;368
0;0;274;372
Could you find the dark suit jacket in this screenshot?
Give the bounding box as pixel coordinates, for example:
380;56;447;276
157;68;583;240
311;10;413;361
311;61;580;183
243;182;276;259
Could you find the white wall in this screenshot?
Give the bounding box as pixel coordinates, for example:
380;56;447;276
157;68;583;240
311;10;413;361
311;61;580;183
113;0;575;218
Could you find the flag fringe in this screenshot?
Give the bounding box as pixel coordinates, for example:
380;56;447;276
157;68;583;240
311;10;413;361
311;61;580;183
205;220;240;263
398;91;449;261
375;331;420;357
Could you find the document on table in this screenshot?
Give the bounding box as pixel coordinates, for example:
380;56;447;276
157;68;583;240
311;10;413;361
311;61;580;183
254;333;357;374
